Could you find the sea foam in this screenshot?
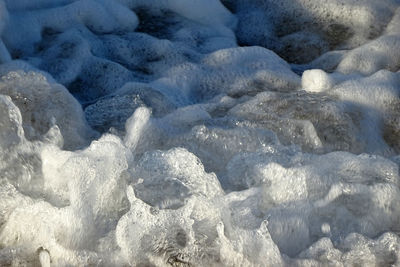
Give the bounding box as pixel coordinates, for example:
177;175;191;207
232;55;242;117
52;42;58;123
1;0;400;266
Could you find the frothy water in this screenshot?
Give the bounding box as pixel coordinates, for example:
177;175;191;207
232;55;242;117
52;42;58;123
1;0;400;266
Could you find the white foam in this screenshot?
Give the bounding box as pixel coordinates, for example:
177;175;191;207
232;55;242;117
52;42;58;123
0;69;95;149
1;0;400;265
124;107;151;150
302;69;334;93
3;0;138;54
337;35;400;75
0;95;24;150
38;249;50;267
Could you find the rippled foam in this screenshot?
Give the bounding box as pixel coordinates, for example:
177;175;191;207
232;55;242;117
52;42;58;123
1;0;400;266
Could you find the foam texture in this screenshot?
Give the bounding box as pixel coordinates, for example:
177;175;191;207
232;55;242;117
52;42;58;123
1;0;400;266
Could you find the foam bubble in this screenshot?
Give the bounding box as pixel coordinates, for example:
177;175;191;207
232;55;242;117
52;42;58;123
302;69;334;93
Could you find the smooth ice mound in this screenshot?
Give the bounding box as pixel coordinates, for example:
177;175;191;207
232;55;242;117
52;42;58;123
1;0;400;266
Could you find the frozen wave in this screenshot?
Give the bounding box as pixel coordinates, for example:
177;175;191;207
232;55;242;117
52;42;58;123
1;0;400;266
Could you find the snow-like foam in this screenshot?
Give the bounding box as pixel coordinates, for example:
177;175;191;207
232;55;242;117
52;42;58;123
0;69;95;149
1;0;400;266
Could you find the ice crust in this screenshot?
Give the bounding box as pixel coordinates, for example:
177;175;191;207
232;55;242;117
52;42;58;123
1;0;400;266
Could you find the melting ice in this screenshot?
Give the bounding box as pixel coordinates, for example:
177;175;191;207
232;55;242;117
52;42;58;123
1;0;400;266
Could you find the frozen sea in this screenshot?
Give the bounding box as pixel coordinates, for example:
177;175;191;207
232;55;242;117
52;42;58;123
1;0;400;266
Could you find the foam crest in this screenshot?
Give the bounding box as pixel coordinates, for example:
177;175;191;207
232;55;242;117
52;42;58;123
124;106;151;150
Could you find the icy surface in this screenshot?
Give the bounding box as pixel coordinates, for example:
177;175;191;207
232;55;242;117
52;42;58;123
1;0;400;266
